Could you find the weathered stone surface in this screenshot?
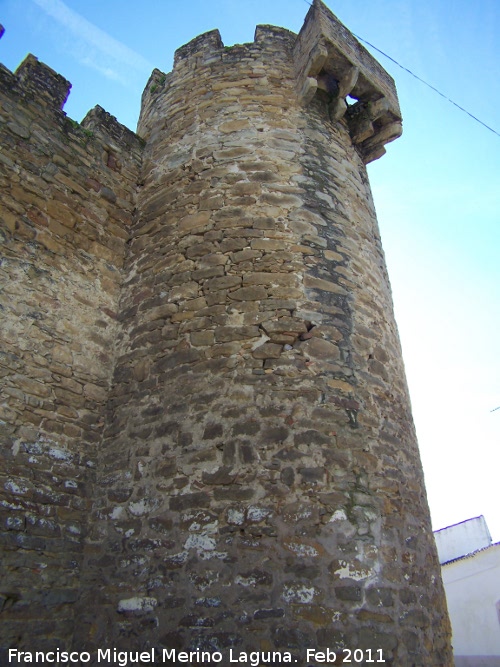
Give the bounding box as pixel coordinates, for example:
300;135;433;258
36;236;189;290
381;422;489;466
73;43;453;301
300;336;341;361
0;52;143;650
252;342;283;359
229;286;268;301
0;2;451;664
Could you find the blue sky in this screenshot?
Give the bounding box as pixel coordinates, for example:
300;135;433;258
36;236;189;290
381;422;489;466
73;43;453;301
1;0;499;540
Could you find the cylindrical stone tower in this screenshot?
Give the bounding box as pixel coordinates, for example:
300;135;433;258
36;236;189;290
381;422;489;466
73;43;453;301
83;2;452;663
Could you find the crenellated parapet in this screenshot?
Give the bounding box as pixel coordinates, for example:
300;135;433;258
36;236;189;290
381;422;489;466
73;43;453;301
137;25;296;142
11;54;71;111
138;1;401;164
0;46;143;159
82;105;144;155
174;28;224;69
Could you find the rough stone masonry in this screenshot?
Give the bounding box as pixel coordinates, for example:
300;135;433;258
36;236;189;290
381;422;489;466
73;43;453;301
0;1;453;664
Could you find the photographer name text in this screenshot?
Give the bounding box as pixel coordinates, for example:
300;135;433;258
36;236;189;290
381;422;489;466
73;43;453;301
9;647;386;665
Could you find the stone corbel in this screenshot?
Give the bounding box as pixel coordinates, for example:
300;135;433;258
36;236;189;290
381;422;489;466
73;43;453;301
297;43;328;104
347;102;376;144
359;120;403;163
328;65;359;121
347;96;402;161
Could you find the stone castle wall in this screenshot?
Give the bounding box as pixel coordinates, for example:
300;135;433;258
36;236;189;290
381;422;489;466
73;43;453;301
0;1;452;664
0;54;143;645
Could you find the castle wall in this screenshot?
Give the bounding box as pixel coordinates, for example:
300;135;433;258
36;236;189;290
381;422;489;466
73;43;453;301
80;12;451;664
0;56;143;648
0;2;452;663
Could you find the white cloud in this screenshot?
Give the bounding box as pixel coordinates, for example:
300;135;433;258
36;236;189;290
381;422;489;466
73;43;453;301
32;0;153;83
80;56;127;86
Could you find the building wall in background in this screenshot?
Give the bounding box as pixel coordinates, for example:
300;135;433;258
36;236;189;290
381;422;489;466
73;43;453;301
442;544;500;666
435;515;492;565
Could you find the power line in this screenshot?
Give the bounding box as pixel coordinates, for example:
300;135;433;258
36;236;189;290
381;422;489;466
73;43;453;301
301;0;499;138
353;33;500;138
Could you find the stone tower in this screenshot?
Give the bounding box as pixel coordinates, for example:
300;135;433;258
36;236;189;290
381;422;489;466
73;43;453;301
0;1;452;664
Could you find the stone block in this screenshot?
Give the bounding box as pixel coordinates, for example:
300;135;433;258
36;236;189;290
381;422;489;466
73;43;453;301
169;492;210;511
229;286;268;301
204;275;241;291
201;466;236;485
191;331;215;347
300;336;341;362
214;326;259;342
252;342;283;359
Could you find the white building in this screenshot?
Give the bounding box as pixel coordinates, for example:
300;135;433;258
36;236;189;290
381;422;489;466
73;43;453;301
435;516;500;666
